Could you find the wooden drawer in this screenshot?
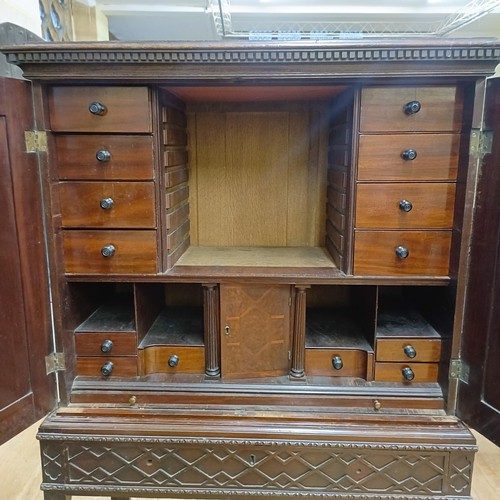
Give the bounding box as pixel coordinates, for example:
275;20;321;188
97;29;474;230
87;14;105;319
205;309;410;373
359;87;463;133
357;134;460;181
63;230;157;274
75;332;137;356
76;356;137;377
49;86;151;133
59;181;156;229
374;362;439;383
355;183;456;229
353;230;452;276
305;349;371;378
376;338;441;362
55;135;154;180
139;346;205;375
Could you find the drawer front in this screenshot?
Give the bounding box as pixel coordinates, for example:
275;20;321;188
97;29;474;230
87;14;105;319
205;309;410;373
374;362;439;383
49;86;151;133
60;182;156;228
63;230;157;274
76;356;137;377
75;332;137;356
355;183;456;229
376;338;441;363
305;349;369;378
360;87;462;133
139;346;205;375
357;134;460;181
354;230;452;276
55;135;154;180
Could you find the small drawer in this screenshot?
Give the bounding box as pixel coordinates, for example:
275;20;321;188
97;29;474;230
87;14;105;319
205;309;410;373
355;183;456;229
63;230;157;274
305;349;371;378
353;230;452;276
55;135;154;180
357;134;460;181
376;338;441;363
75;333;137;356
59;181;156;229
359;87;463;133
76;356;137;377
139;346;205;375
374;362;439;383
49;86;151;133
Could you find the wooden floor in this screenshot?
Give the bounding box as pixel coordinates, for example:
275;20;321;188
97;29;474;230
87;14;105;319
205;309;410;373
1;419;499;499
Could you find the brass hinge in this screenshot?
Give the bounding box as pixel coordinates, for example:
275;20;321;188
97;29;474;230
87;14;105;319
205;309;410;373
45;352;66;375
470;129;493;157
24;130;48;153
449;358;469;383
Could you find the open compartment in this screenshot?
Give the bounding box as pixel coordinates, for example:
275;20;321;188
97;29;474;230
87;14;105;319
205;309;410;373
159;85;355;273
305;285;376;379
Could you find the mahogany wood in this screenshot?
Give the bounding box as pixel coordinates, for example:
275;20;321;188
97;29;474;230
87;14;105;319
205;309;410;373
354;230;452;276
305;349;370;378
290;286;307;379
49;86;151;133
374;361;439;383
76;356;138;377
55;135;154;180
376;338;442;363
59;181;156;228
203;284;221;377
75;333;137;356
355;182;456;229
359;86;463;133
63;230;157;274
138;346;205;375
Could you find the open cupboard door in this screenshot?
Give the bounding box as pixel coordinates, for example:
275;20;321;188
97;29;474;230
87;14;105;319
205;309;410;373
0;77;56;444
457;76;500;446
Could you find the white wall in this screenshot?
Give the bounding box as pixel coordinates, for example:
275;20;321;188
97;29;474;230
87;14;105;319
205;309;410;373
0;0;41;36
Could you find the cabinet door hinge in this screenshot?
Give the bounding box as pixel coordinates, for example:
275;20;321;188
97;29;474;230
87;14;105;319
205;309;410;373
45;352;66;375
24;130;48;153
449;358;469;383
469;129;493;158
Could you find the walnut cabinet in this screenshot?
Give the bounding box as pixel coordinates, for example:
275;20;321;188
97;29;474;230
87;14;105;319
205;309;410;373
2;39;500;499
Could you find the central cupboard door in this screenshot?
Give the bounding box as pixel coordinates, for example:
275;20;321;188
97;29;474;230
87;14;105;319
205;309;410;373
220;284;292;379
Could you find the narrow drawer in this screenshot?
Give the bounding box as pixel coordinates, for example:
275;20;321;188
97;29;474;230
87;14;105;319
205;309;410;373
49;86;151;133
353;230;452;276
305;349;370;378
376;338;442;363
55;135;154;180
59;181;156;228
76;356;137;377
357;134;460;181
75;332;137;356
374;362;439;383
355;183;456;229
63;230;157;274
359;87;463;133
139;346;205;375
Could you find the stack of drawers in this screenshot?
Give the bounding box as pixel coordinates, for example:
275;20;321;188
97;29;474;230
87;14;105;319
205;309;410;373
50;86;158;274
353;86;463;276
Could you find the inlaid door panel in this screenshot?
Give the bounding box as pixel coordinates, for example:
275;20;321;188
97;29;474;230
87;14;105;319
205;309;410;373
220;284;291;379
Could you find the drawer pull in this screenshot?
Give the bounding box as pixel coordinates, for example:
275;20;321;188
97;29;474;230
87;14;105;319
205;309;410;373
402;366;415;381
168;354;179;367
100;339;113;353
404;344;417;359
399;199;413;212
404;100;421;115
401;148;417;161
101;244;116;258
96;149;111;162
332;355;343;370
88;101;107;116
395;246;409;259
99;197;114;210
101;361;114;376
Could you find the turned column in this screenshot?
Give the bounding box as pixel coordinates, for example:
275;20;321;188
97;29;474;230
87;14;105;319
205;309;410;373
290;286;309;379
203;283;220;377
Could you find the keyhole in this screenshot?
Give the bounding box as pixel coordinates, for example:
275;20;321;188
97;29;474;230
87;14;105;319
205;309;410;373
225;325;230;336
249;454;256;466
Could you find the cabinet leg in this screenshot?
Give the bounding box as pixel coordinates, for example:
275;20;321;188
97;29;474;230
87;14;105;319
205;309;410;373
43;492;71;500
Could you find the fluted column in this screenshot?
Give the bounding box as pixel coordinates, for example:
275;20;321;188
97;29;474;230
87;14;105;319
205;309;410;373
290;286;308;379
203;283;220;377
